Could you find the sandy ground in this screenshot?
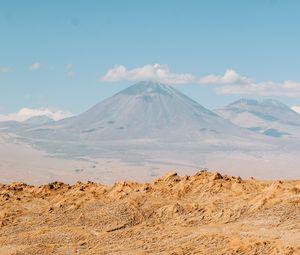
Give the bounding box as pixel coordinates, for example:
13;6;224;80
1;171;300;254
0;133;198;185
1;132;300;185
205;151;300;180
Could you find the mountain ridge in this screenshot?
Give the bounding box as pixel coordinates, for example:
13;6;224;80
1;170;300;254
216;98;300;138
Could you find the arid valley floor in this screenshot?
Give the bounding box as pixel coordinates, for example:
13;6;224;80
1;171;300;254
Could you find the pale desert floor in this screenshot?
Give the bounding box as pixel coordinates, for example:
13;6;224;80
1;132;300;186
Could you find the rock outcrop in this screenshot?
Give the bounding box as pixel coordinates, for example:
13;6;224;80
1;171;300;254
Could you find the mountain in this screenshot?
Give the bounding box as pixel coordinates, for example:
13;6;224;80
216;98;300;138
0;116;54;133
0;120;26;132
23;115;54;126
23;81;253;142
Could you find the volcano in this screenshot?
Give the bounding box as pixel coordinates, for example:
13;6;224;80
25;81;253;143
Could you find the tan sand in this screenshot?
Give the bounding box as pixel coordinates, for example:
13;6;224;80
1;171;300;254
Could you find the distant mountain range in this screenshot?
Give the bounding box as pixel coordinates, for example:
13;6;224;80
0;81;299;155
23;115;54;126
216;98;300;138
2;82;299;142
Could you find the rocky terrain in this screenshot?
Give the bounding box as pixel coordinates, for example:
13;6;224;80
1;171;300;255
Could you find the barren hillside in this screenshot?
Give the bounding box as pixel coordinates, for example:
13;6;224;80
1;171;300;254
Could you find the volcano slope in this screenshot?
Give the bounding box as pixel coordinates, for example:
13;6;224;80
1;171;300;255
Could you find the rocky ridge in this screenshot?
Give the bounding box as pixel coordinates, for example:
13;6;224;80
1;171;300;254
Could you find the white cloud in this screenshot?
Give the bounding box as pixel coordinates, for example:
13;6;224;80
199;69;252;85
29;62;41;71
67;71;75;77
101;65;300;97
199;69;300;98
66;64;73;70
0;67;14;73
216;80;300;97
291;106;300;114
101;64;195;85
66;63;75;77
0;108;73;122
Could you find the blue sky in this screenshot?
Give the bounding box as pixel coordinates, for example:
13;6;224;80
1;0;300;119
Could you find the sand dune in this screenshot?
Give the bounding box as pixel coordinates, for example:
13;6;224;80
1;171;300;254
